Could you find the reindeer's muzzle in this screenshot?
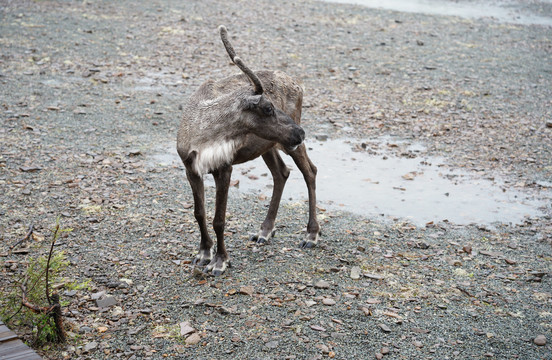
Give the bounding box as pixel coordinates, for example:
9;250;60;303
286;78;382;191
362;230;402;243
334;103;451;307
287;125;305;151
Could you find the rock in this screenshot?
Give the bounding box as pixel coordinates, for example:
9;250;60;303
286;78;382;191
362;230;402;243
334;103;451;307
375;353;383;360
322;298;336;306
365;273;384;280
79;326;93;334
316;344;330;353
310;325;326;332
239;285;254;296
64;290;77;297
305;300;317;307
83;341;98;352
97;326;108;333
534;334;546;346
463;245;472;254
120;278;133;286
360;306;371;316
378;324;391;333
350;266;361;280
107;281;122;288
402;172;417;180
314;280;330;289
91;291;106;300
381;347;390;355
413;340;423;348
185;332;201;345
265;341;279;349
96;295;117;309
111;306;124;317
179;321;196;336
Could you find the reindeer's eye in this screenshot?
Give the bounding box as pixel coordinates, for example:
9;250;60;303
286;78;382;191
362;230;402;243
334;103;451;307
263;106;274;115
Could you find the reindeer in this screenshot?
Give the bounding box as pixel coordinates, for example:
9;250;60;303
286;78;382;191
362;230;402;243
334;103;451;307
177;26;320;276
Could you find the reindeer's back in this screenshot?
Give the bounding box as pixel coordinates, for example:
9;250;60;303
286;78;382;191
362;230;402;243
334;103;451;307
191;70;303;123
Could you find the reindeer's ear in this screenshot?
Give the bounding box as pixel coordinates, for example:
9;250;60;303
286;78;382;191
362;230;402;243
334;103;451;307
243;95;262;109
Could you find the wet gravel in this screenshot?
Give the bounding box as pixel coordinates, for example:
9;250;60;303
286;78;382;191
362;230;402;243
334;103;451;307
1;0;551;359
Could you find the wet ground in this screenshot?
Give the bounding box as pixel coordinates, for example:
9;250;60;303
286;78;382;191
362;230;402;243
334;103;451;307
152;137;550;226
325;0;552;26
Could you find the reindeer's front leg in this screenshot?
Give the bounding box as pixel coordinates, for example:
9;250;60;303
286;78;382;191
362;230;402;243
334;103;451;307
250;148;290;244
206;165;233;276
185;161;214;266
289;144;320;248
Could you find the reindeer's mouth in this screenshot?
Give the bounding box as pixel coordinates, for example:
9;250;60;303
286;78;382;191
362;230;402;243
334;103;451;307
286;126;305;151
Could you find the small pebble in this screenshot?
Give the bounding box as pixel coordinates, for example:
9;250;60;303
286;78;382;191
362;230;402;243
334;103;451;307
185;333;201;345
534;334;546;346
322;298;336;306
315;280;330;289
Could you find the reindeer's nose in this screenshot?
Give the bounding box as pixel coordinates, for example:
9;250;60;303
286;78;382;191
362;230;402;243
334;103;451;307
290;126;305;147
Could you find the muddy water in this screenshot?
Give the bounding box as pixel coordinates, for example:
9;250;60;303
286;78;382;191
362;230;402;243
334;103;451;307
324;0;552;26
151;138;550;226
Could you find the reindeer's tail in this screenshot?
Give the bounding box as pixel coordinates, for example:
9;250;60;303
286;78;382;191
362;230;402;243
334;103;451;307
218;25;264;95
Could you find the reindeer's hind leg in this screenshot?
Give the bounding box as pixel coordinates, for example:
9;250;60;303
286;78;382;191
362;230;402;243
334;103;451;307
250;148;290;244
288;144;320;248
205;165;232;276
185;161;214;266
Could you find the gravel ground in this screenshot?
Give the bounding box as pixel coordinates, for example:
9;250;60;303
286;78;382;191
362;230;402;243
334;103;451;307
1;0;551;359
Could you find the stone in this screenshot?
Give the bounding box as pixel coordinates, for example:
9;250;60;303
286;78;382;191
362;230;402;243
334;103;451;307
314;280;330;289
239;285;254;296
534;334;546;346
265;341;279;349
379;323;391;333
64;290;77;297
91;291;106;300
350;266;361;280
79;326;93;334
310;325;326;332
316;344;330;353
84;341;98;352
96;295;117;309
185;332;201;345
180;321;196;336
322;298;336;306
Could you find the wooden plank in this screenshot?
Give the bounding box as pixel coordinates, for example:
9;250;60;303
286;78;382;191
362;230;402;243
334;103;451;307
0;321;42;360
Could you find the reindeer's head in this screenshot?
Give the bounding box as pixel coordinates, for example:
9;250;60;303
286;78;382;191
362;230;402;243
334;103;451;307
240;90;305;151
219;27;305;151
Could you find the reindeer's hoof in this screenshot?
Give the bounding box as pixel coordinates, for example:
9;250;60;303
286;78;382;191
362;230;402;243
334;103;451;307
250;230;276;244
204;255;230;276
299;233;319;249
193;248;213;266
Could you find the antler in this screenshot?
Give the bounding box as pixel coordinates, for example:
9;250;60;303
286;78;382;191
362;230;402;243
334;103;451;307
218;25;264;95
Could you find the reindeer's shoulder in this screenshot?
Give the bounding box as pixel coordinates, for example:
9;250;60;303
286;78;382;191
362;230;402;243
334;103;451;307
257;70;303;96
189;75;247;106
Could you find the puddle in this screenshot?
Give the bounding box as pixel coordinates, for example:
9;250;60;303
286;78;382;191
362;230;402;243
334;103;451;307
151;138;550;226
323;0;552;26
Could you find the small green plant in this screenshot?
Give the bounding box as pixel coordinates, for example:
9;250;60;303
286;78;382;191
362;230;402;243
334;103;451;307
1;217;72;345
65;278;91;291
